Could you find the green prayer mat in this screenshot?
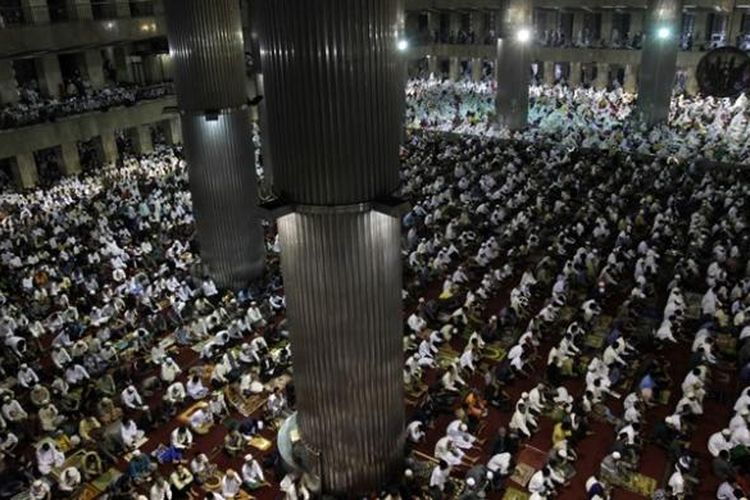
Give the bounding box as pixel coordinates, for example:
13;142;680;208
620;472;658;497
91;468;122;492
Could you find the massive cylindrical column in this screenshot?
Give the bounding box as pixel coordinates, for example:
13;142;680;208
636;0;683;126
164;0;265;290
495;0;532;130
258;0;405;493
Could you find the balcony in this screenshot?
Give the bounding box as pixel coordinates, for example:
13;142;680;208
0;0;165;59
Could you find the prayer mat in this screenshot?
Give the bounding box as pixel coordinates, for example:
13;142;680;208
249;436;273;451
178;401;210;424
657;390;672;406
483;344;507;362
91;468;122;492
225;386;267;417
684;293;703;320
543;406;566;422
717;333;737;357
516;445;547;470
437;346;459;368
592;315;613;335
190;339;211;353
502;487;531;500
584;332;606;350
203;471;224;491
509;463;535;488
74;484;100;500
620;472;658;497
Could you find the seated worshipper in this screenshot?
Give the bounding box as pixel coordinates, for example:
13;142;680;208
447;418;477;450
599;451;633;485
528;466;564;497
407;420;426;444
128;449;156;483
171;425;193;452
585;475;608;500
163;382;187;417
709;428;733;458
221;469;243;499
239;371;264;396
267;387;288;419
442;363;467;392
246;301;267;328
38;403;65;432
2;394;29;423
190;453;217;485
188;405;213;435
186;374;210;400
36;439;65;475
429;460;454;497
120;418;145;449
224;428;248;457
170;464;194;492
28;480;51;500
58;466;82;494
149;475;173;500
487;452;513;477
160;357;182;383
242;453;266;490
121;384;151;420
435;435;466;467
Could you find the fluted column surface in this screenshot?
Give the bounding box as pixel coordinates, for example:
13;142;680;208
277;209;404;493
182;111;265;289
164;0;247;111
636;0;683;126
495;0;531;131
164;0;265;289
258;0;405;205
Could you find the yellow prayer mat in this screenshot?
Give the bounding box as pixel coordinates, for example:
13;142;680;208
509;463;535;487
178;401;210;425
73;484;100;500
249;436;272;451
621;472;658;497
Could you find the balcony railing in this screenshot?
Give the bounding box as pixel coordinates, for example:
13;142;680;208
0;82;174;130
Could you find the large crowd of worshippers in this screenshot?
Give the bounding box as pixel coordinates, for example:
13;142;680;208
405;77;750;164
0;77;748;500
0;81;173;130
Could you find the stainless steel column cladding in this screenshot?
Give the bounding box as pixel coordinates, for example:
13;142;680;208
164;0;265;289
495;0;532;131
636;0;683;126
258;0;406;493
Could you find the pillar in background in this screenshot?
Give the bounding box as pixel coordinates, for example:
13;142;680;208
630;10;644;36
624;63;638;93
449;57;460;80
636;0;683;126
693;10;709;48
20;0;50;24
113;46;133;83
0;61;20;105
685;66;699;95
449;10;461;38
496;0;532;130
594;62;609;89
470;10;486;42
427;10;440;41
543;60;555;85
728;8;744;44
569;61;582;86
100;132;118;165
258;0;405;493
60;142;82;176
471;58;483;81
10;153;38;190
572;10;584;44
164;117;182;145
114;0;130;17
427;55;438;75
129;125;153;155
68;0;93;20
35;55;63;98
84;49;105;89
600;10;613;45
165;0;266;289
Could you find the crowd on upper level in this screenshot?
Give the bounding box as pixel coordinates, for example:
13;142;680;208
0;77;173;130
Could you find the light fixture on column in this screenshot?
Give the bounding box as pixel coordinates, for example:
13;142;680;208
516;27;532;43
657;26;671;40
397;39;409;52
